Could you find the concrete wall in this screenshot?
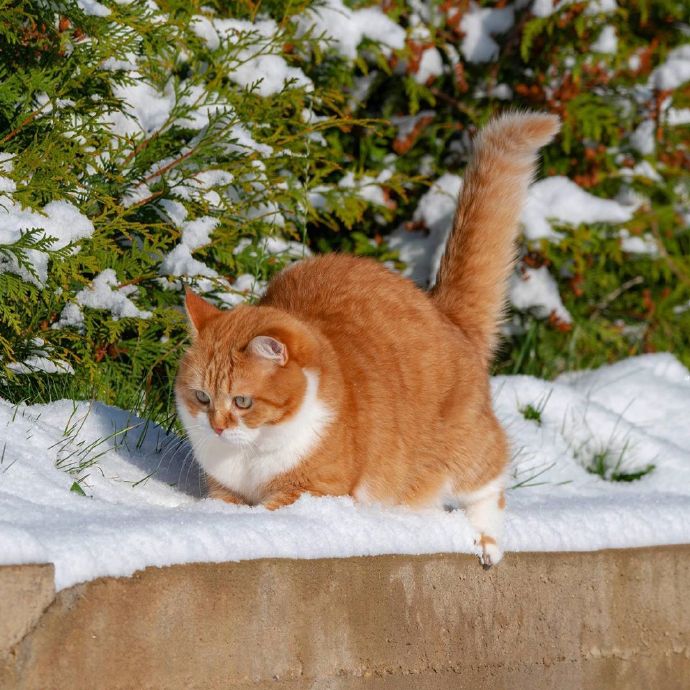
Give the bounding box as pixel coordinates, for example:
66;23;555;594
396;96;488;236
1;546;689;689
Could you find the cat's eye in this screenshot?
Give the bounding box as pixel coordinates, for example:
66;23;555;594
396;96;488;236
233;395;252;410
195;390;210;405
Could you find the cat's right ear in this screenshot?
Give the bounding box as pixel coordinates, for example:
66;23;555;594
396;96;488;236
184;287;221;337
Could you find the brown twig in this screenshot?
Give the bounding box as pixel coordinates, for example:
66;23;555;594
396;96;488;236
649;221;690;286
127;189;165;208
591;275;644;318
1;104;49;145
145;147;197;183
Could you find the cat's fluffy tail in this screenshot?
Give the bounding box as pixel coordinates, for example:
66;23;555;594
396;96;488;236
431;111;560;358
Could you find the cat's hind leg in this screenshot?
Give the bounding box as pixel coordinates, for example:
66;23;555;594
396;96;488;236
458;476;506;568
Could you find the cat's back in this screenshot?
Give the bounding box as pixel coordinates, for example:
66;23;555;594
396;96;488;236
261;253;442;334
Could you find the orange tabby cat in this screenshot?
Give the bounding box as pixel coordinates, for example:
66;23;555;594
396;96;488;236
176;112;559;567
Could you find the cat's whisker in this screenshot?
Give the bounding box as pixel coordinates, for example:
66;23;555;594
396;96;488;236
175;446;197;494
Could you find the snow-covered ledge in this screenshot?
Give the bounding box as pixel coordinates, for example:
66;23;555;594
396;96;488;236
1;547;688;688
2;355;689;687
3;354;690;594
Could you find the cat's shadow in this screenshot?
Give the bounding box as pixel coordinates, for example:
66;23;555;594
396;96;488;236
92;403;206;498
129;432;207;499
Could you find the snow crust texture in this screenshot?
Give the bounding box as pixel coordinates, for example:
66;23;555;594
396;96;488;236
1;353;689;591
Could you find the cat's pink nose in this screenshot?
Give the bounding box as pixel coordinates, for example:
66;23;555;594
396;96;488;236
212;425;224;436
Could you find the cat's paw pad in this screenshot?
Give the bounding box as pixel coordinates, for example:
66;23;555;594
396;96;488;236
476;535;503;569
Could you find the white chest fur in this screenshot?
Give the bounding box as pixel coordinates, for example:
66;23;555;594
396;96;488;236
177;370;333;504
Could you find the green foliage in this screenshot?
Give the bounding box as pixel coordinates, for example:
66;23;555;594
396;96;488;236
586;447;656;483
0;0;689;424
519;392;552;426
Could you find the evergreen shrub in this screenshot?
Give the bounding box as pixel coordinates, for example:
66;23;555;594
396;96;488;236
0;0;688;421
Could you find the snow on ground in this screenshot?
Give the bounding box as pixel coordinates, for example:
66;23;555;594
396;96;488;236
1;353;689;591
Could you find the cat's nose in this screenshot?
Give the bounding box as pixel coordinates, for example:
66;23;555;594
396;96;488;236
212;425;224;436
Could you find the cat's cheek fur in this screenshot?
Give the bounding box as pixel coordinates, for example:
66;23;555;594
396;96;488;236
177;370;333;504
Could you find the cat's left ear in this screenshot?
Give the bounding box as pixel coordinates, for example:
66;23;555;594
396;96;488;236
184;287;221;336
247;335;288;366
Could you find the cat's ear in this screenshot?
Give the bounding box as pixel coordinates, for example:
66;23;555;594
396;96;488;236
247;335;288;366
184;287;221;336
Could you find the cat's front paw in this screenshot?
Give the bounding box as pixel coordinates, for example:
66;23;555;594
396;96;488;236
476;535;503;569
263;489;304;510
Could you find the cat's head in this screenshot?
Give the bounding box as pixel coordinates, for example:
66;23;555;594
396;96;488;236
175;289;315;449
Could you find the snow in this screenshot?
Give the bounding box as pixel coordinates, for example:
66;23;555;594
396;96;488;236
531;0;617;17
521;176;634;240
0;176;16;194
226;122;273;156
413;48;444;84
629;119;656;156
650;44;690;91
338;170;393;207
6;339;74;376
391;174;636;273
1;353;689;591
391;110;435;145
7;357;74;376
179;216;219;250
297;0;405;60
460;3;514;63
230;53;312;97
52;303;85;331
159;214;219;279
387;172;636;319
160;199;188;227
665;107;690;126
490;83;513;100
161;245;218;280
190;15;220;50
73;269;152;321
213;18;312;97
121;182;152;208
388;173;462;286
174;170;234;206
157;214;295;307
620;160;662;183
176;86;233;130
628;54;641;72
233;236;311;261
0;152;15;173
75;0;110;16
510;265;572;322
530;0;558;16
354;7;407;55
619;229;658;256
587;0;618;13
107;80;176;138
0;197;94;286
591;25;618;54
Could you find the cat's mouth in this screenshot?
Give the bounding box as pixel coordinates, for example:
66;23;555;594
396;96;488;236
214;428;260;448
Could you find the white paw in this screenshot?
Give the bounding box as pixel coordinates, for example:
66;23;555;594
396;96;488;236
475;536;503;569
